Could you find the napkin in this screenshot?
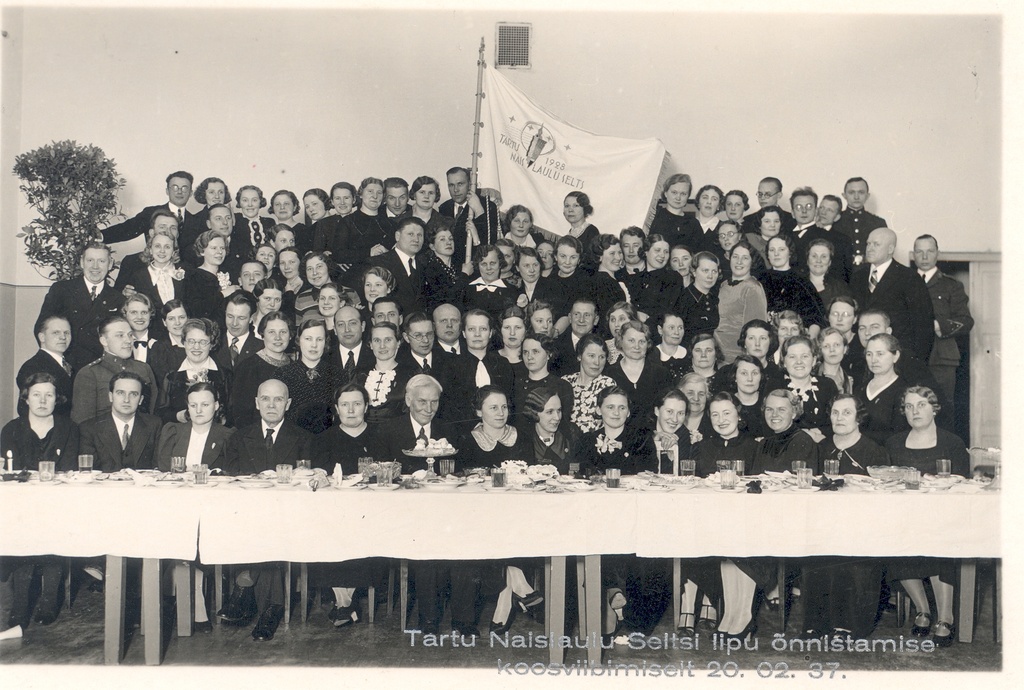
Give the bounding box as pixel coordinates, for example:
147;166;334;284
125;468;156;487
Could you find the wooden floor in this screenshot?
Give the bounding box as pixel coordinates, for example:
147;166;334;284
0;563;1001;675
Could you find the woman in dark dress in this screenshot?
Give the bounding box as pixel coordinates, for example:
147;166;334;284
268;189;312;255
252;278;284;334
779;335;839;436
648;174;701;250
0;374;80;631
293;251;338;323
759;235;827;338
275;247;306;317
315;382;388;628
515;248;559;311
408;176;456;241
798;394;890;639
549;236;591;333
335;177;395;286
148;299;189;385
129;226;184;338
360;323;413;425
750;389;820;475
229;312;293;429
457;386;543;635
678;372;715;447
816;327;856;395
587;234;632;322
633;234;684;321
725;355;771;440
156;318;231;425
421;224;469;312
693;391;758;477
884;386;966;647
517;385;577;475
514;333;574;426
804;239;851;313
854;333;910;445
563;191;600;270
278;319;338;435
462;244;517;324
183;230;233;321
647;312;690;382
606;319;671;425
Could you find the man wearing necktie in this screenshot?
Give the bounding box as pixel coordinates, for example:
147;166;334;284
369;217;427;315
850;227;934;361
78;372;162;472
331;305;375;381
220;379;315;640
100;170;194;245
16;315;75;418
398;312;455;382
438;167;501;268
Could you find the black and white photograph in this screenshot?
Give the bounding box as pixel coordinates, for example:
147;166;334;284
0;0;1013;686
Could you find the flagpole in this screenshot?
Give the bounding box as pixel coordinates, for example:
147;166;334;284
466;37;486;265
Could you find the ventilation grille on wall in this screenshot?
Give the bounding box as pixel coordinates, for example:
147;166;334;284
495;23;531;69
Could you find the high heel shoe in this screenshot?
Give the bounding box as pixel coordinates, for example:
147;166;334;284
490;601;518;636
910;611;932;637
932;621;955;647
697;603;718;633
515;592;544;624
677;612;695;636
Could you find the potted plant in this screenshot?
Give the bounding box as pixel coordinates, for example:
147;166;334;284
13;140;125;281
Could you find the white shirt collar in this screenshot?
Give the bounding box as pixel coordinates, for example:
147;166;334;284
411;419;432;438
339;342;363;359
919;267;938;283
871;258;894;282
394;247;416;270
228;330;250;348
40;348;65;365
111;413;135;434
468;276;507;288
83;276;105;292
261;420;284;437
178;356;219;373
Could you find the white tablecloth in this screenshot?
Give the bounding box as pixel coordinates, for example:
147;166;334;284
0;482;203;560
0;479;1001;564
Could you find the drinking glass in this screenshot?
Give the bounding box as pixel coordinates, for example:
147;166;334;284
491;468;506;488
823;459;840;477
659;448;678;475
935;459;951;478
720;468;736;490
171;456;186;473
796;467;814;489
904;468;921;490
679;460;696;477
193;464;209;485
605;468;622;489
439;458;455;476
791;460;807;473
39;461;56;482
731;460;745;477
78;454;94;472
276;464;293;484
358;457;373;478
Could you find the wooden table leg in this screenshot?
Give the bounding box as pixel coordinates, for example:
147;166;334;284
173;562;192;637
546;556;566;665
583;555;602;666
575;557;587;638
142;558;162;665
994;559;1001;643
214;564;224;625
103;555;127;665
958;558;976;643
672;558;681;630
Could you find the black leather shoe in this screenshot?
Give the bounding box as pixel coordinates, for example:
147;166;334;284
251;604;284;641
33;598;61;626
194;620;213;634
490;603;517;636
516;592;544;624
217;586;255;625
911;612;932;637
332;605;359;628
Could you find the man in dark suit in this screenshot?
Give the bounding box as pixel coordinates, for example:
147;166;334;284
431;303;466;356
370;217;426;315
375;375;466;634
37;241;126;372
438;167;501;268
113;209;181;291
101;171;196;245
16;315;74;418
78;371;162;472
551;298;598;376
443;309;514;427
850;227;935;362
214;292;261;371
218;378;315;641
331;305;376;382
793;192;855;282
740;177;797;236
383;177;411;219
397;312;455;386
832;177;887;263
913;234;974;428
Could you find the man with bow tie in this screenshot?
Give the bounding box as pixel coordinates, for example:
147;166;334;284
122;293;157;365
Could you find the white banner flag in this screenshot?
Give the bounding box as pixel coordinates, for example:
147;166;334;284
478;66;667;238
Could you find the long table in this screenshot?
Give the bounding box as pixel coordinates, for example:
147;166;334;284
0;478;1001;666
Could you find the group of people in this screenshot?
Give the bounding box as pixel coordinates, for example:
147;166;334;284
0;167;975;650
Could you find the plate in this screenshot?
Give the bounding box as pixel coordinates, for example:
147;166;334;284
419;481;463;491
370;483;400;491
483;484;511;491
153;480;186;488
640;484;673;492
789;485;819;492
402;447;457;457
238;481;275;489
712;486;746;493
